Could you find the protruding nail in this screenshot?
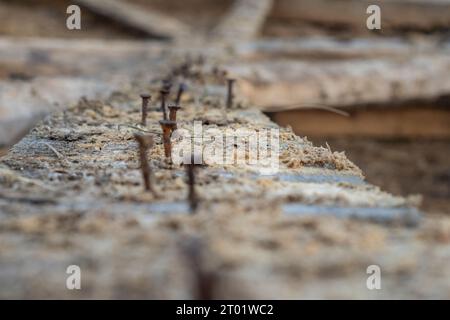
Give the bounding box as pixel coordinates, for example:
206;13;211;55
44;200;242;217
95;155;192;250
140;93;151;126
160;89;169;120
168;103;181;129
162;79;172;92
180;237;215;299
226;78;235;109
175;83;187;106
134;133;155;193
159;119;177;163
185;155;198;213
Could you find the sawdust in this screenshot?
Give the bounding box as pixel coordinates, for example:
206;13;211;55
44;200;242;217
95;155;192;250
279;129;360;172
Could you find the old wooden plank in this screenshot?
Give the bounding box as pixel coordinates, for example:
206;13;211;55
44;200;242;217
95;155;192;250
231;53;450;109
0;37;169;78
0;66;418;226
211;0;274;41
74;0;190;39
0;59;432;300
234;36;437;60
271;0;450;31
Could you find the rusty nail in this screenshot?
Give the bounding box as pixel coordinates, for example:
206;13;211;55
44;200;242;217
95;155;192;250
134;133;155;193
162;79;172;92
159;120;177;163
226;78;235;109
160;89;169;120
168;103;181;129
140;93;151;126
185;157;198;213
180;238;215;299
175;83;187;106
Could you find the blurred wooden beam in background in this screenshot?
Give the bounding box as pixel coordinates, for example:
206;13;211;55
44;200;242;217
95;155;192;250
272;0;450;31
233;53;450;109
234;36;437;60
0;37;166;76
74;0;190;39
212;0;274;41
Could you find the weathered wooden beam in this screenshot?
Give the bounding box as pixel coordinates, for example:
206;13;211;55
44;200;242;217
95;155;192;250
231;53;450;109
0;37;169;78
0;36;444;78
0;36;430;66
234;36;437;60
0;58;431;300
211;0;274;41
271;0;450;31
74;0;190;39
